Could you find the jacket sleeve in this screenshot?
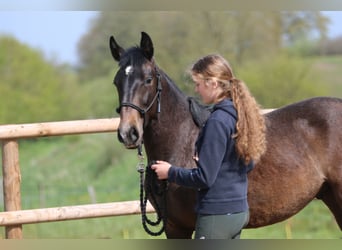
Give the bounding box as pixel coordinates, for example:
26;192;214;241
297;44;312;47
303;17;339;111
168;118;229;189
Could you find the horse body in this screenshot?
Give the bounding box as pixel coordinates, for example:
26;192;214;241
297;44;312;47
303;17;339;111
248;97;342;227
109;32;342;238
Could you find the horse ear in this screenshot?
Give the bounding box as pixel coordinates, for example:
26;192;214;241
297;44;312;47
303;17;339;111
109;36;124;61
140;31;154;61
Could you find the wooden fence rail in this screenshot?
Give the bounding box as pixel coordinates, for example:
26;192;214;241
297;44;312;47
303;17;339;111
0;200;154;226
0;118;120;139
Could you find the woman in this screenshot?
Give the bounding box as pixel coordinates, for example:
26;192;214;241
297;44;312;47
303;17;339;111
151;54;266;239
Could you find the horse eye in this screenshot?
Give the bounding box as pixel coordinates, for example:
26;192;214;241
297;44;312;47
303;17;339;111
145;77;153;84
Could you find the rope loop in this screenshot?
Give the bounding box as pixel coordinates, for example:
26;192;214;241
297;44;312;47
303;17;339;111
137;147;167;236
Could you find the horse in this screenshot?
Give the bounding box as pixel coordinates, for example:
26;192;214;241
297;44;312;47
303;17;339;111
108;31;342;238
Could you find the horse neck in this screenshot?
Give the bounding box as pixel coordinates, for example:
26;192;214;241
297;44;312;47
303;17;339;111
143;71;197;162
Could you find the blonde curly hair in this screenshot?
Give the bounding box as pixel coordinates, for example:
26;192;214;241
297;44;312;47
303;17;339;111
190;54;266;164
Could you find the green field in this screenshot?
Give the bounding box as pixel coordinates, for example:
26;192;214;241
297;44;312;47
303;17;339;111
1;56;342;239
311;55;342;98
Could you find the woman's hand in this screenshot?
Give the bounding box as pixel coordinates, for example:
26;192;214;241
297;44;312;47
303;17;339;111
151;160;172;180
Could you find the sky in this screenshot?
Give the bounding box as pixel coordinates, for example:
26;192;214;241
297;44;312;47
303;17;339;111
0;11;342;66
0;11;99;65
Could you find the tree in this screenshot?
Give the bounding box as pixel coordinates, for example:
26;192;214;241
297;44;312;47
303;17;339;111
236;53;328;108
78;11;327;78
0;36;82;124
77;11;329;106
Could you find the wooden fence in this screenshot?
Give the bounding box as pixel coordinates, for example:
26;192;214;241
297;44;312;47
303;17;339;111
0;110;274;239
0;118;155;239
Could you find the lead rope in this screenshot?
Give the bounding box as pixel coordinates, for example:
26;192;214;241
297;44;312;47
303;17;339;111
137;144;166;236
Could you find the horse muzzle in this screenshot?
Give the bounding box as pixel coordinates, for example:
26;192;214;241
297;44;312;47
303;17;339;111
117;125;142;149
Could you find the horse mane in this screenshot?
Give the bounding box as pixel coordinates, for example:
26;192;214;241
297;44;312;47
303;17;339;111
155;67;211;127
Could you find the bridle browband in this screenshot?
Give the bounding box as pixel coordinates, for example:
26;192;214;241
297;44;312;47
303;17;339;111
116;68;162;117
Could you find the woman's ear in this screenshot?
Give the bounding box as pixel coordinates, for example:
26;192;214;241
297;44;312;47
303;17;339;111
210;79;219;89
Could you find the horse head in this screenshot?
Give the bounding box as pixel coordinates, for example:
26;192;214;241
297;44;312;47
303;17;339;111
109;32;162;149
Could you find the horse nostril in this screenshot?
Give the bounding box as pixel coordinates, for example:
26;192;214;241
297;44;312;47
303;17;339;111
117;126;140;146
129;126;139;143
117;129;124;143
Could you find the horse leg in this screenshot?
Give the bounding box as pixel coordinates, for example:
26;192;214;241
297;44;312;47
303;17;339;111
163;185;196;238
319;182;342;230
165;220;194;239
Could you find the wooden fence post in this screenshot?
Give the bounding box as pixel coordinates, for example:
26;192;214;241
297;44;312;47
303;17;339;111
2;140;22;239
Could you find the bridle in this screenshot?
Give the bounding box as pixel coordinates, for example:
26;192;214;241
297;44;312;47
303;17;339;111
116;67;162;117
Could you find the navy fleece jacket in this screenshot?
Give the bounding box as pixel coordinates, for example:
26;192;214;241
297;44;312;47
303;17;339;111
168;99;254;215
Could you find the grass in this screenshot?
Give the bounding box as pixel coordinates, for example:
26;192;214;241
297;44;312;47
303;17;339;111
17;135;139;207
242;200;341;239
